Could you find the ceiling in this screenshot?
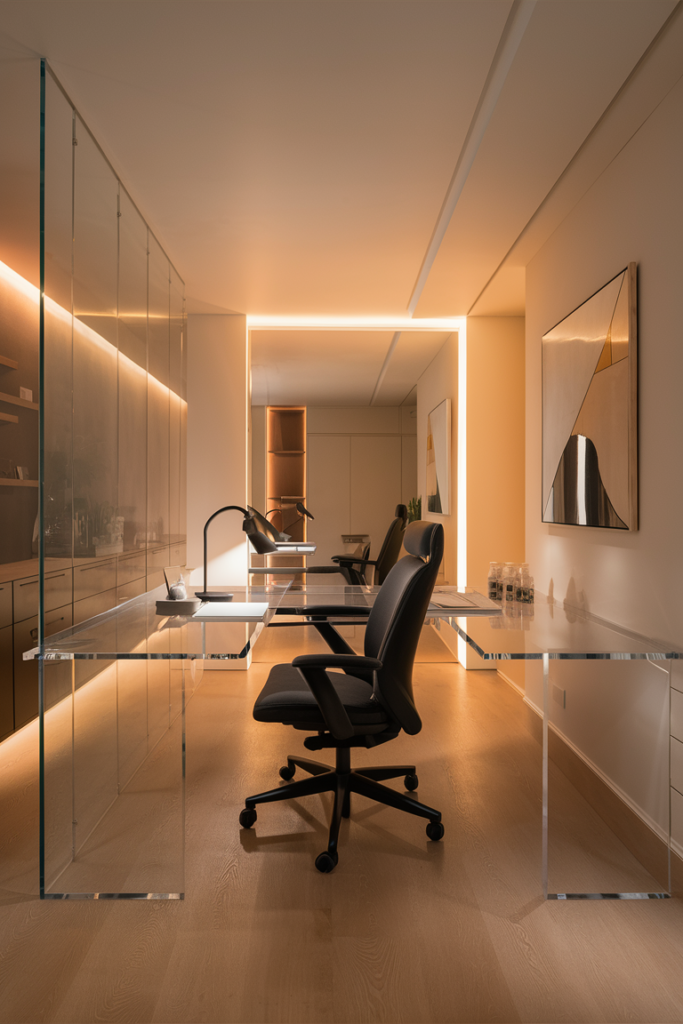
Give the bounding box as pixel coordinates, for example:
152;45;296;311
0;0;681;405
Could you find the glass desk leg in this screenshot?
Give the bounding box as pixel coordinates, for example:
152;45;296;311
40;656;185;900
543;656;671;901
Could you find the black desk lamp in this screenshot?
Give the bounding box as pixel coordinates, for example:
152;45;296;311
196;505;278;602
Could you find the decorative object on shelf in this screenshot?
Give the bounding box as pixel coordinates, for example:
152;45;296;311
156;565;201;615
16;466;30;480
542;263;637;530
407;496;421;523
196;505;278;601
426;398;451;514
0;458;15;478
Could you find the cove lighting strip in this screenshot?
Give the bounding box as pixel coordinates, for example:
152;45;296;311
0;258;186;406
247;315;466;332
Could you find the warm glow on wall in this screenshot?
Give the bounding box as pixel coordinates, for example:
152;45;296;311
0;257;186;406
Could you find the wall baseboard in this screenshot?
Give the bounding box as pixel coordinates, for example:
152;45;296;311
498;671;683;894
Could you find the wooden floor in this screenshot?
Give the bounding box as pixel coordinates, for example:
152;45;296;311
1;623;683;1022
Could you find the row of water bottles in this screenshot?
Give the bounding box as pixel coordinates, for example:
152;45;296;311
488;561;535;606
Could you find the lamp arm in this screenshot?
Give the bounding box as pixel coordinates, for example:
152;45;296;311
203;505;249;594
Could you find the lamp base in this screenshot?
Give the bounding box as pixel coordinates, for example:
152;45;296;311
195;591;234;602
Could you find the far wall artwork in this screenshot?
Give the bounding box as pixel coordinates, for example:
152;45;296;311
542;263;637;530
426;398;450;515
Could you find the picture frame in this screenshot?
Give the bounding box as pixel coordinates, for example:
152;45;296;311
426;398;451;515
542;263;637;530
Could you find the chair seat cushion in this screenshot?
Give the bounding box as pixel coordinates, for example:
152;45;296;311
253;663;389;732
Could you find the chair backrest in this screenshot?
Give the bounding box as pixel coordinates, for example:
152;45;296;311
373;507;408;584
364;521;444;735
247;505;285;543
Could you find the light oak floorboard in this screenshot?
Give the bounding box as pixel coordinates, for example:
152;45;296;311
0;627;682;1021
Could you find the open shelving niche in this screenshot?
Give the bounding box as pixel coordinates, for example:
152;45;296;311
265;406;307;578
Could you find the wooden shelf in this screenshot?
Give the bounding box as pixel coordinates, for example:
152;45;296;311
0;355;19;371
0;412;19;425
0;478;38;487
0;391;39;411
268;450;305;455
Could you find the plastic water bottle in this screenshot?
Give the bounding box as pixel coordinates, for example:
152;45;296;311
502;563;516;607
487;562;501;601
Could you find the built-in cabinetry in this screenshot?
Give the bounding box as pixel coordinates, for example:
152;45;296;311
0;542;186;741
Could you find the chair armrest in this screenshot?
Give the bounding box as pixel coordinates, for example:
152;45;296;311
302;565;348;574
292;654;382;672
275;604;371;618
331;555;377;567
292;654;382;741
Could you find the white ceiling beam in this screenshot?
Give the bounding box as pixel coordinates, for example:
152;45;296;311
407;0;537;316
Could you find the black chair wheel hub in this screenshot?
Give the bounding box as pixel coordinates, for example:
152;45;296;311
426;820;444;841
315;850;339;873
239;807;257;829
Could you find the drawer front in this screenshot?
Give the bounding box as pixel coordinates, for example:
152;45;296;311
146;569;165;592
672;687;683;742
73;588;117;626
117;577;146;604
673;787;683;852
0;623;13;741
13;570;72;622
672;736;683;797
117;550;146;586
148;545;170;570
169;543;186;567
0;583;12;629
73;559;117;603
14;605;73;729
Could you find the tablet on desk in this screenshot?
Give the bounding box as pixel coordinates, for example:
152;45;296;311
192;602;270;622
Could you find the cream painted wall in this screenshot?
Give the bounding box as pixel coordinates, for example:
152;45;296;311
187;314;249;587
416;324;526;670
306;406;416;570
524;77;683;839
467;317;525;592
250;405;266;515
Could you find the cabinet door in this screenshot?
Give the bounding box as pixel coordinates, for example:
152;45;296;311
350;435;402;554
14;604;73;730
306;435;351;566
0;624;13;741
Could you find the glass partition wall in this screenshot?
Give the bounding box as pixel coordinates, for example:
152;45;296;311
39;62;187;898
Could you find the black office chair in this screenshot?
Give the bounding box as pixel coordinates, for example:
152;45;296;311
239;520;444;872
306;503;408;586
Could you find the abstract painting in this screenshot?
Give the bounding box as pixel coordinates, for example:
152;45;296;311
426;398;450;514
542;264;637;530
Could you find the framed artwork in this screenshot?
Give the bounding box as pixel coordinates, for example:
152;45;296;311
542;263;637;530
426;398;451;514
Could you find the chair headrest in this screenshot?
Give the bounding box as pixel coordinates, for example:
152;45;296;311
403;521;438;561
395;503;408;524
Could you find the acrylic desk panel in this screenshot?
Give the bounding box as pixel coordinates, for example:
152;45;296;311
441;598;682;900
26;584;680;902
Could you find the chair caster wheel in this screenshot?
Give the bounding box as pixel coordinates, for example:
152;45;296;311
279;764;295;780
404;773;419;791
315;850;338;873
426;820;444;841
239;808;257;829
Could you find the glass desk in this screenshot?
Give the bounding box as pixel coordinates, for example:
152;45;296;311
27;584;291;900
442;598;682;900
28;582;677;902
